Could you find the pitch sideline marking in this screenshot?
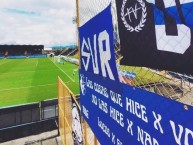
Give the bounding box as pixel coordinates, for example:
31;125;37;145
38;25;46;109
49;58;76;83
0;83;56;92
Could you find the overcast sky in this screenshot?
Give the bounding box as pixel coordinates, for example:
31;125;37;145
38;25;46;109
0;0;76;47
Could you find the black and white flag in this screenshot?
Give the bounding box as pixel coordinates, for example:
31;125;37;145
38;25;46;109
115;0;193;75
71;95;83;145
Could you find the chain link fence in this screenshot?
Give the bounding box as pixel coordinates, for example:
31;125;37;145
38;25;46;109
78;0;193;106
58;0;193;144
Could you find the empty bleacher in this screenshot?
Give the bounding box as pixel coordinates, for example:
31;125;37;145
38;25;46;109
0;45;46;59
60;48;78;56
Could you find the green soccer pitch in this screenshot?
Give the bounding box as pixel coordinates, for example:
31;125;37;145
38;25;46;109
0;58;79;108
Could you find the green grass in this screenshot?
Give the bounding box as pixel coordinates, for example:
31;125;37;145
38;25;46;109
0;58;79;108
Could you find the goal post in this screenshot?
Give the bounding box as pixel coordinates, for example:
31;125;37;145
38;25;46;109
53;55;62;64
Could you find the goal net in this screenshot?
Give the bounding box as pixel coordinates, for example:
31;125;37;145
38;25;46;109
53;56;62;64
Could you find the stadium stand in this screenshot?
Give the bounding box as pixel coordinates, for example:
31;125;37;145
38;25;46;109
56;47;79;65
60;48;78;56
59;49;69;55
60;55;79;65
0;45;46;59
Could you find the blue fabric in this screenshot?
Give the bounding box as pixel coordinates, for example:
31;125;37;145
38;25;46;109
80;69;193;145
79;4;119;81
153;1;193;30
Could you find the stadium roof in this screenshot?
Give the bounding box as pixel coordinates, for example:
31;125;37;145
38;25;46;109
52;45;76;50
0;45;44;49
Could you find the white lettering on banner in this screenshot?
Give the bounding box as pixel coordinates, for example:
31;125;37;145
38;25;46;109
121;0;147;32
81;30;115;80
82;73;193;145
98;117;111;138
81;38;91;71
137;126;159;145
170;120;184;145
117;138;123;145
152;111;164;134
127;119;134;136
170;120;193;145
86;79;93;89
137;126;144;145
81;35;99;74
94;82;109;98
111;132;123;145
112;132;116;144
92;34;99;74
98;98;108;114
98;30;115;80
126;98;148;123
126;4;142;22
185;128;193;145
110;90;123;107
92;94;97;105
110;106;124;127
82;105;89;119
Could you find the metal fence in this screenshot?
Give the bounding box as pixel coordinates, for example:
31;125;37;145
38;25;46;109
0;99;58;143
0;103;40;129
41;99;58;120
59;0;193;144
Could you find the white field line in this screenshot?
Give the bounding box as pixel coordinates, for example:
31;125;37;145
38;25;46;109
64;81;70;84
0;83;56;92
0;68;59;75
49;58;76;83
0;70;36;75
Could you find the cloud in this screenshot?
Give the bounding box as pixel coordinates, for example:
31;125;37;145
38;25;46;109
3;8;40;16
0;0;76;47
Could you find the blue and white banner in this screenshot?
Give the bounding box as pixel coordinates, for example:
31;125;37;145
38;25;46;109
80;69;193;145
116;0;193;75
79;4;119;81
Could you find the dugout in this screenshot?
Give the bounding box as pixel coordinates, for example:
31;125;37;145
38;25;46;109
0;45;44;57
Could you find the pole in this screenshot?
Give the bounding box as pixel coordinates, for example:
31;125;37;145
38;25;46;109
76;0;81;69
